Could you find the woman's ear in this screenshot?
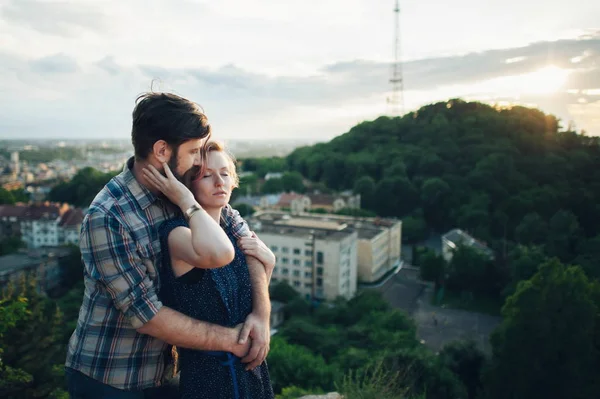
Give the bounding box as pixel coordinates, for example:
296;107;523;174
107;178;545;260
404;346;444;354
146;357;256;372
151;140;172;163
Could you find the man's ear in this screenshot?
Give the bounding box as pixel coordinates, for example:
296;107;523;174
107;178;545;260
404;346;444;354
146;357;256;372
151;140;172;163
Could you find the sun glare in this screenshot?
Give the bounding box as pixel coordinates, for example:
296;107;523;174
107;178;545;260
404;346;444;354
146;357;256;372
520;65;570;95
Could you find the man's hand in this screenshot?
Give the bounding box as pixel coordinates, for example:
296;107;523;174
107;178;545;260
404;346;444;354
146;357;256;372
238;312;270;370
239;232;276;280
230;323;252;359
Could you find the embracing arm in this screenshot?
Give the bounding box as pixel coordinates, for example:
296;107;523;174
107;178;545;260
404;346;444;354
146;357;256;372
81;209;248;357
137;307;249;356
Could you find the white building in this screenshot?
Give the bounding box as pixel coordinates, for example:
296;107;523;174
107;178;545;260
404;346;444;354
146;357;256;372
251;215;358;301
251;211;402;286
441;228;494;262
0;203;84;249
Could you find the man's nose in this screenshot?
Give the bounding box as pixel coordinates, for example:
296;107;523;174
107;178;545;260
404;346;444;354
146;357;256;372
193;152;202;166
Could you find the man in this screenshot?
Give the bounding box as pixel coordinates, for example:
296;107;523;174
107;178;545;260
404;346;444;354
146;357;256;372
65;92;272;398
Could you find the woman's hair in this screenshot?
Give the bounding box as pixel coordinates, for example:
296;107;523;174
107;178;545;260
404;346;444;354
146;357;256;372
204;141;239;188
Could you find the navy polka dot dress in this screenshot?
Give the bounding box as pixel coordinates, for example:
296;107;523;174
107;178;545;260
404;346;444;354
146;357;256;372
158;217;274;399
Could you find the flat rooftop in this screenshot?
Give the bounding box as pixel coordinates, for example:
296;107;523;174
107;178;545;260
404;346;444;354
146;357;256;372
252;210;400;241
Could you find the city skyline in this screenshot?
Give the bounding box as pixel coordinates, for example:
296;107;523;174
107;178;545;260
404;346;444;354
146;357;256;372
0;0;599;141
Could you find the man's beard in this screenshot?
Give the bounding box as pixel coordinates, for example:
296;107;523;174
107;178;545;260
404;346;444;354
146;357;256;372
158;152;201;205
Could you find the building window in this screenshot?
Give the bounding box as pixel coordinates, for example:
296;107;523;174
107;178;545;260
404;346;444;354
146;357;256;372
305;249;313;256
293;281;301;287
293;259;301;266
304;282;312;288
317;278;323;287
293;248;301;255
282;247;289;253
273;266;278;273
305;260;312;267
282;257;289;264
316;251;324;264
305;271;312;278
282;268;289;275
317;267;323;276
271;245;278;251
293;270;300;277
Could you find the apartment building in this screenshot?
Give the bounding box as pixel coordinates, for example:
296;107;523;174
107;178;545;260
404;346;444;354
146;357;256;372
250;210;402;298
0;203;84;248
250;213;358;301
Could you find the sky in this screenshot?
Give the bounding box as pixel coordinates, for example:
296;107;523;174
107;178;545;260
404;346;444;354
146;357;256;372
0;0;599;141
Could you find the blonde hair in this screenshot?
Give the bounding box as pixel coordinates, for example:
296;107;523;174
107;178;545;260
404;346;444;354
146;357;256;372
203;141;239;188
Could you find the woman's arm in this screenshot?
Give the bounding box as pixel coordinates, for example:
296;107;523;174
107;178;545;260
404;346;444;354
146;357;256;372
168;212;234;269
143;163;235;268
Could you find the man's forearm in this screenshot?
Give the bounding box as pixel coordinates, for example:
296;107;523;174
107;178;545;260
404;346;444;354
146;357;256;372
137;306;239;351
247;256;271;317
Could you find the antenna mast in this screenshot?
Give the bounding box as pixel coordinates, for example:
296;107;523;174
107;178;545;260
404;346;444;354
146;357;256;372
388;0;404;116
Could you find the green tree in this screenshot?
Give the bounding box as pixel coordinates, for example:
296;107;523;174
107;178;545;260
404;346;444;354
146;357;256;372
0;188;16;204
419;249;445;286
439;341;485;399
353;175;376;209
545;209;581;262
0;236;25;256
401;211;429;244
281;172;305;193
234;203;255;217
261;178;285;194
514;212;548;245
268;336;339;394
269;281;300;303
484;260;600;399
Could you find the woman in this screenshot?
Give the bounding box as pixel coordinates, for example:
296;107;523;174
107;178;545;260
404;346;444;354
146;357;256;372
142;141;275;399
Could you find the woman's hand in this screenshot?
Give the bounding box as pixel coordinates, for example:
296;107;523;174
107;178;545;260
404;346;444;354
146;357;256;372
238;232;276;270
142;162;196;211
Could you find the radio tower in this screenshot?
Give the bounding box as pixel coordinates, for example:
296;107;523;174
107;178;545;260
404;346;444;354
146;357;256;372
388;0;404;116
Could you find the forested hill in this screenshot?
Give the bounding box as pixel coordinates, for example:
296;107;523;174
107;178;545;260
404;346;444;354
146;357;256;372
286;99;600;275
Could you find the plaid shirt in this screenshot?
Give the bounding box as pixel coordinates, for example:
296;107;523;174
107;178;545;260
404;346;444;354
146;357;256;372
65;157;249;390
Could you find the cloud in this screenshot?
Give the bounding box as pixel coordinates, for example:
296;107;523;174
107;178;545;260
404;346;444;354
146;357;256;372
1;0;108;37
0;35;599;140
30;53;79;74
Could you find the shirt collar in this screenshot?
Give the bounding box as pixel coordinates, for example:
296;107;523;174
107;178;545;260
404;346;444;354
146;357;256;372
122;157;160;211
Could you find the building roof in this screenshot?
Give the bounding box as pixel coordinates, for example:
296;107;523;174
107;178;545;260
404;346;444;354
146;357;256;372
308;194;336;206
59;208;84;227
252;210;399;242
254;223;355;242
276;192;304;207
0;203;79;222
442;228;494;257
0;205;28;218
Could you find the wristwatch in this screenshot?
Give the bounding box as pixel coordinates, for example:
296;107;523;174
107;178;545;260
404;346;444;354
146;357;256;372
184;204;203;222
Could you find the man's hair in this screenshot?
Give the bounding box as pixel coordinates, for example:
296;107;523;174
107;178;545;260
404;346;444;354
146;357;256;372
204;141;239;188
131;92;211;159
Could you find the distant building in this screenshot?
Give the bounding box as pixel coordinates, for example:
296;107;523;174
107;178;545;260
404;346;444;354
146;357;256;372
250;210;403;297
0;202;84;248
0;247;71;294
250;212;358;301
10;151;19;176
441;228;494;262
272;192;361;215
264;172;284;180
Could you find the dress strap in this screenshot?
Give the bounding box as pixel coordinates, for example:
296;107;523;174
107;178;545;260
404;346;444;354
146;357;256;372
201;351;241;399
